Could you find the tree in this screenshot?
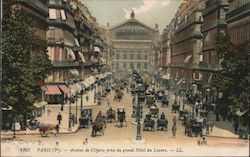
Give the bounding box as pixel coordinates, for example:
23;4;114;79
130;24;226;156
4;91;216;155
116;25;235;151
213;34;250;115
2;0;52;116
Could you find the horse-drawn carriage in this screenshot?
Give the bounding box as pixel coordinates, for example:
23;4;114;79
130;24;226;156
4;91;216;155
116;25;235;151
28;118;40;130
179;109;189;121
114;90;123;102
155;90;164;102
106;107;116;123
132;104;143;118
79;109;92;128
39;123;57;137
186;119;203;137
116;107;127;127
91;112;106;137
161;95;169;108
145;95;155;108
172;101;180;113
143;114;155;131
157;113;168;131
150;105;159;118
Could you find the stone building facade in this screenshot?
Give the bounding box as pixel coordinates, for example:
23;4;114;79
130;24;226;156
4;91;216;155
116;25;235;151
227;0;250;45
107;11;159;73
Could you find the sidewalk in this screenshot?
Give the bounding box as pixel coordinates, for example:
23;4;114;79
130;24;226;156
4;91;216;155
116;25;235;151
167;91;241;139
1;89;110;139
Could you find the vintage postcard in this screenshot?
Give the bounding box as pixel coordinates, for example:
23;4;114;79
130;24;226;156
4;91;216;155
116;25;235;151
1;0;249;156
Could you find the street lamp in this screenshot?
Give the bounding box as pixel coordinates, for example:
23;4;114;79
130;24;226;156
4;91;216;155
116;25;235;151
12;116;16;139
68;96;73;131
94;85;96;103
80;90;83;115
136;88;142;140
75;94;78;124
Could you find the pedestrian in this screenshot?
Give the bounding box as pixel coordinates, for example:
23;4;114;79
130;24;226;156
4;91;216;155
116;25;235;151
206;121;210;134
57;112;62;125
86;95;89;102
55;124;60;136
210;121;214;133
173;115;177;124
72;114;75;126
172;124;177;137
43;105;45;114
233;121;239;134
47;108;51;115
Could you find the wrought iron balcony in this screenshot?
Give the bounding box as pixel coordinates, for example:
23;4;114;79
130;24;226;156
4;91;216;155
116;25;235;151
226;2;250;22
16;0;48;15
47;0;74;14
202;19;227;32
46;19;75;30
163;63;222;72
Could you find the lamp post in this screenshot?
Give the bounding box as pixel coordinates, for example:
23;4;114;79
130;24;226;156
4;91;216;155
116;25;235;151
12;116;16;139
136;89;142;140
94;85;96;103
80;90;83;115
75;94;78;124
68;96;72;131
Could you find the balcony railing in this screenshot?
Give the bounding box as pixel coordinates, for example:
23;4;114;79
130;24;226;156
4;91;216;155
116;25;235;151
164;63;222;71
16;0;48;14
51;60;80;67
46;19;75;30
173;32;203;45
202;19;227;32
226;2;250;22
47;0;74;14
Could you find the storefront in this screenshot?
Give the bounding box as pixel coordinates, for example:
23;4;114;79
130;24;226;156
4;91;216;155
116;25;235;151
45;85;63;104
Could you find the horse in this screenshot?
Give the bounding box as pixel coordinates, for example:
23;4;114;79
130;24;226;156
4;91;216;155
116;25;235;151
106;108;116;123
91;121;104;137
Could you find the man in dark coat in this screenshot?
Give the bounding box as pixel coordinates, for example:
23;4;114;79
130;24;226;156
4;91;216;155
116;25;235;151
57;113;62;125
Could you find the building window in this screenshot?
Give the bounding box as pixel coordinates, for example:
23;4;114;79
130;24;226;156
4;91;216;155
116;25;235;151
116;54;120;60
144;55;148;60
123;54;127;60
130;63;134;69
137;54;141;60
116;63;119;69
137;63;141;69
144;63;148;69
130;54;134;60
123;63;126;69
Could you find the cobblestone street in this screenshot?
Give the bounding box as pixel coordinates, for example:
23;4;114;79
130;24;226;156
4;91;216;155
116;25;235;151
1;86;249;156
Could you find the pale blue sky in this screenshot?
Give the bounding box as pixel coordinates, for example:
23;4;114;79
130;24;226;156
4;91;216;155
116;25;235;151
81;0;183;32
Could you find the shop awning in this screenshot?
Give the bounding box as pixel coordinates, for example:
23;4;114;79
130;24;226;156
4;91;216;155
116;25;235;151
177;79;182;85
161;73;170;80
235;109;249;117
78;52;86;63
184;55;192;63
45;85;62;95
94;46;100;53
74;38;80;47
208;73;213;83
75;83;82;93
68;48;76;60
82;80;90;88
86;76;95;85
58;85;71;94
2;106;13;111
100;57;105;63
34;101;47;108
70;69;79;76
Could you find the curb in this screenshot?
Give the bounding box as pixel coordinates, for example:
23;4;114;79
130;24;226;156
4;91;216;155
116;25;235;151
203;134;249;140
1;127;80;137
